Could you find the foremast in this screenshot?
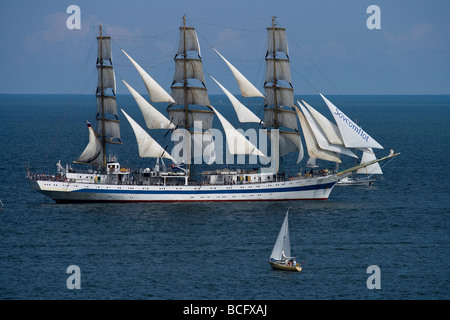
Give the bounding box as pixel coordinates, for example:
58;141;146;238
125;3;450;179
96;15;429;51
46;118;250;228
74;25;121;169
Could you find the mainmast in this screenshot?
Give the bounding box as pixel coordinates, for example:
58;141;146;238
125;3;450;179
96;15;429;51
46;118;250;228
168;16;214;173
264;17;304;169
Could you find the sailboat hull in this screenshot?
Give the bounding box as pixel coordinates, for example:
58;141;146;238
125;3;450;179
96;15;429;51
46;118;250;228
269;260;302;272
28;176;338;203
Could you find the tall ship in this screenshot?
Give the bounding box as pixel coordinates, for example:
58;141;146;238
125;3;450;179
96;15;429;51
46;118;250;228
28;17;398;203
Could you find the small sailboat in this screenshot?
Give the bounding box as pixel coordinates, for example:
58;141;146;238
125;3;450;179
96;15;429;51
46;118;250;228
269;208;302;272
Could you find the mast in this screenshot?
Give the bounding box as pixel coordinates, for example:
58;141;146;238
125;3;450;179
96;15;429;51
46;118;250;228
95;24;121;168
168;16;213;175
272;16;279;129
264;17;303;170
182;15;191;175
99;25;107;168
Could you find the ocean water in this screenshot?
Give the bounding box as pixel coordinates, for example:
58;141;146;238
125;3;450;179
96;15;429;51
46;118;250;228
0;94;449;300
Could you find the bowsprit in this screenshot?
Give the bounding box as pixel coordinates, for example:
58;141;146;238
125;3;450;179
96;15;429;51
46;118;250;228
227;304;267;316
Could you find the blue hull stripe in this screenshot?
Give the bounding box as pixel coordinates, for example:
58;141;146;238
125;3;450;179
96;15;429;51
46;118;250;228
74;182;336;195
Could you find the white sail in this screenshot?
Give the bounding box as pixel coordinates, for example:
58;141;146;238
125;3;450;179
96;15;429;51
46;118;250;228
267;26;289;56
75;121;103;164
121;109;176;162
210;75;263;124
122;79;175;130
210;106;266;157
96;96;118;117
356;148;383;175
97;66;116;92
177;26;201;56
298;101;357;158
295;106;342;163
302;100;344;146
213;48;264;98
265;59;291;84
270;208;292;260
170;86;211;107
97;36;112;62
320;93;383;150
173;59;206;85
122;49;176;104
265;130;304;163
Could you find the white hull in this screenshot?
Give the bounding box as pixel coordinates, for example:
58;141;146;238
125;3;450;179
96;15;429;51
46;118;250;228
28;175;338;203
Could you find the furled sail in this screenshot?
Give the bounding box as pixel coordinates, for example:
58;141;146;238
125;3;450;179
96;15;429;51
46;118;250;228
75;121;103;165
270;209;292;260
211;106;266;157
122;79;175;130
295;106;341;163
121;109;176;162
298;101;357;158
210;75;263;124
213;48;264;98
320;93;383;150
122;49;176;104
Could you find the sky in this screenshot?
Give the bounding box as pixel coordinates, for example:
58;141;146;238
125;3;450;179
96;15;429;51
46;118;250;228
1;0;449;95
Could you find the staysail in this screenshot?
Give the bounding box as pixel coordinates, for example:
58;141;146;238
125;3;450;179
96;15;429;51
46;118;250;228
210;106;266;157
298;101;357;158
122;79;175;130
270;208;292;260
213;48;264;98
122;49;176;104
320;93;383;150
295;105;342;163
210;75;263;124
121;109;176;162
356;148;383;175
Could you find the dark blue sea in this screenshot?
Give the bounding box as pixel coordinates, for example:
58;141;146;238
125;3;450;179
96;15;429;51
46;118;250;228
0;94;449;301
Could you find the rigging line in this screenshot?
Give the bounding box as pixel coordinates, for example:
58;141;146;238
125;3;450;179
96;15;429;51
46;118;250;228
44;36;97;162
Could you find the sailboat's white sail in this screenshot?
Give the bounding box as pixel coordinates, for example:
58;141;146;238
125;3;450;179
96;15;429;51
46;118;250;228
75;121;103;165
270;209;292;260
210;75;263;124
320;93;383;150
295;106;342;163
122;79;175;130
122;49;176;104
213;48;264;98
298;101;357;158
121;109;176;162
356;148;383;175
210;106;266;158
